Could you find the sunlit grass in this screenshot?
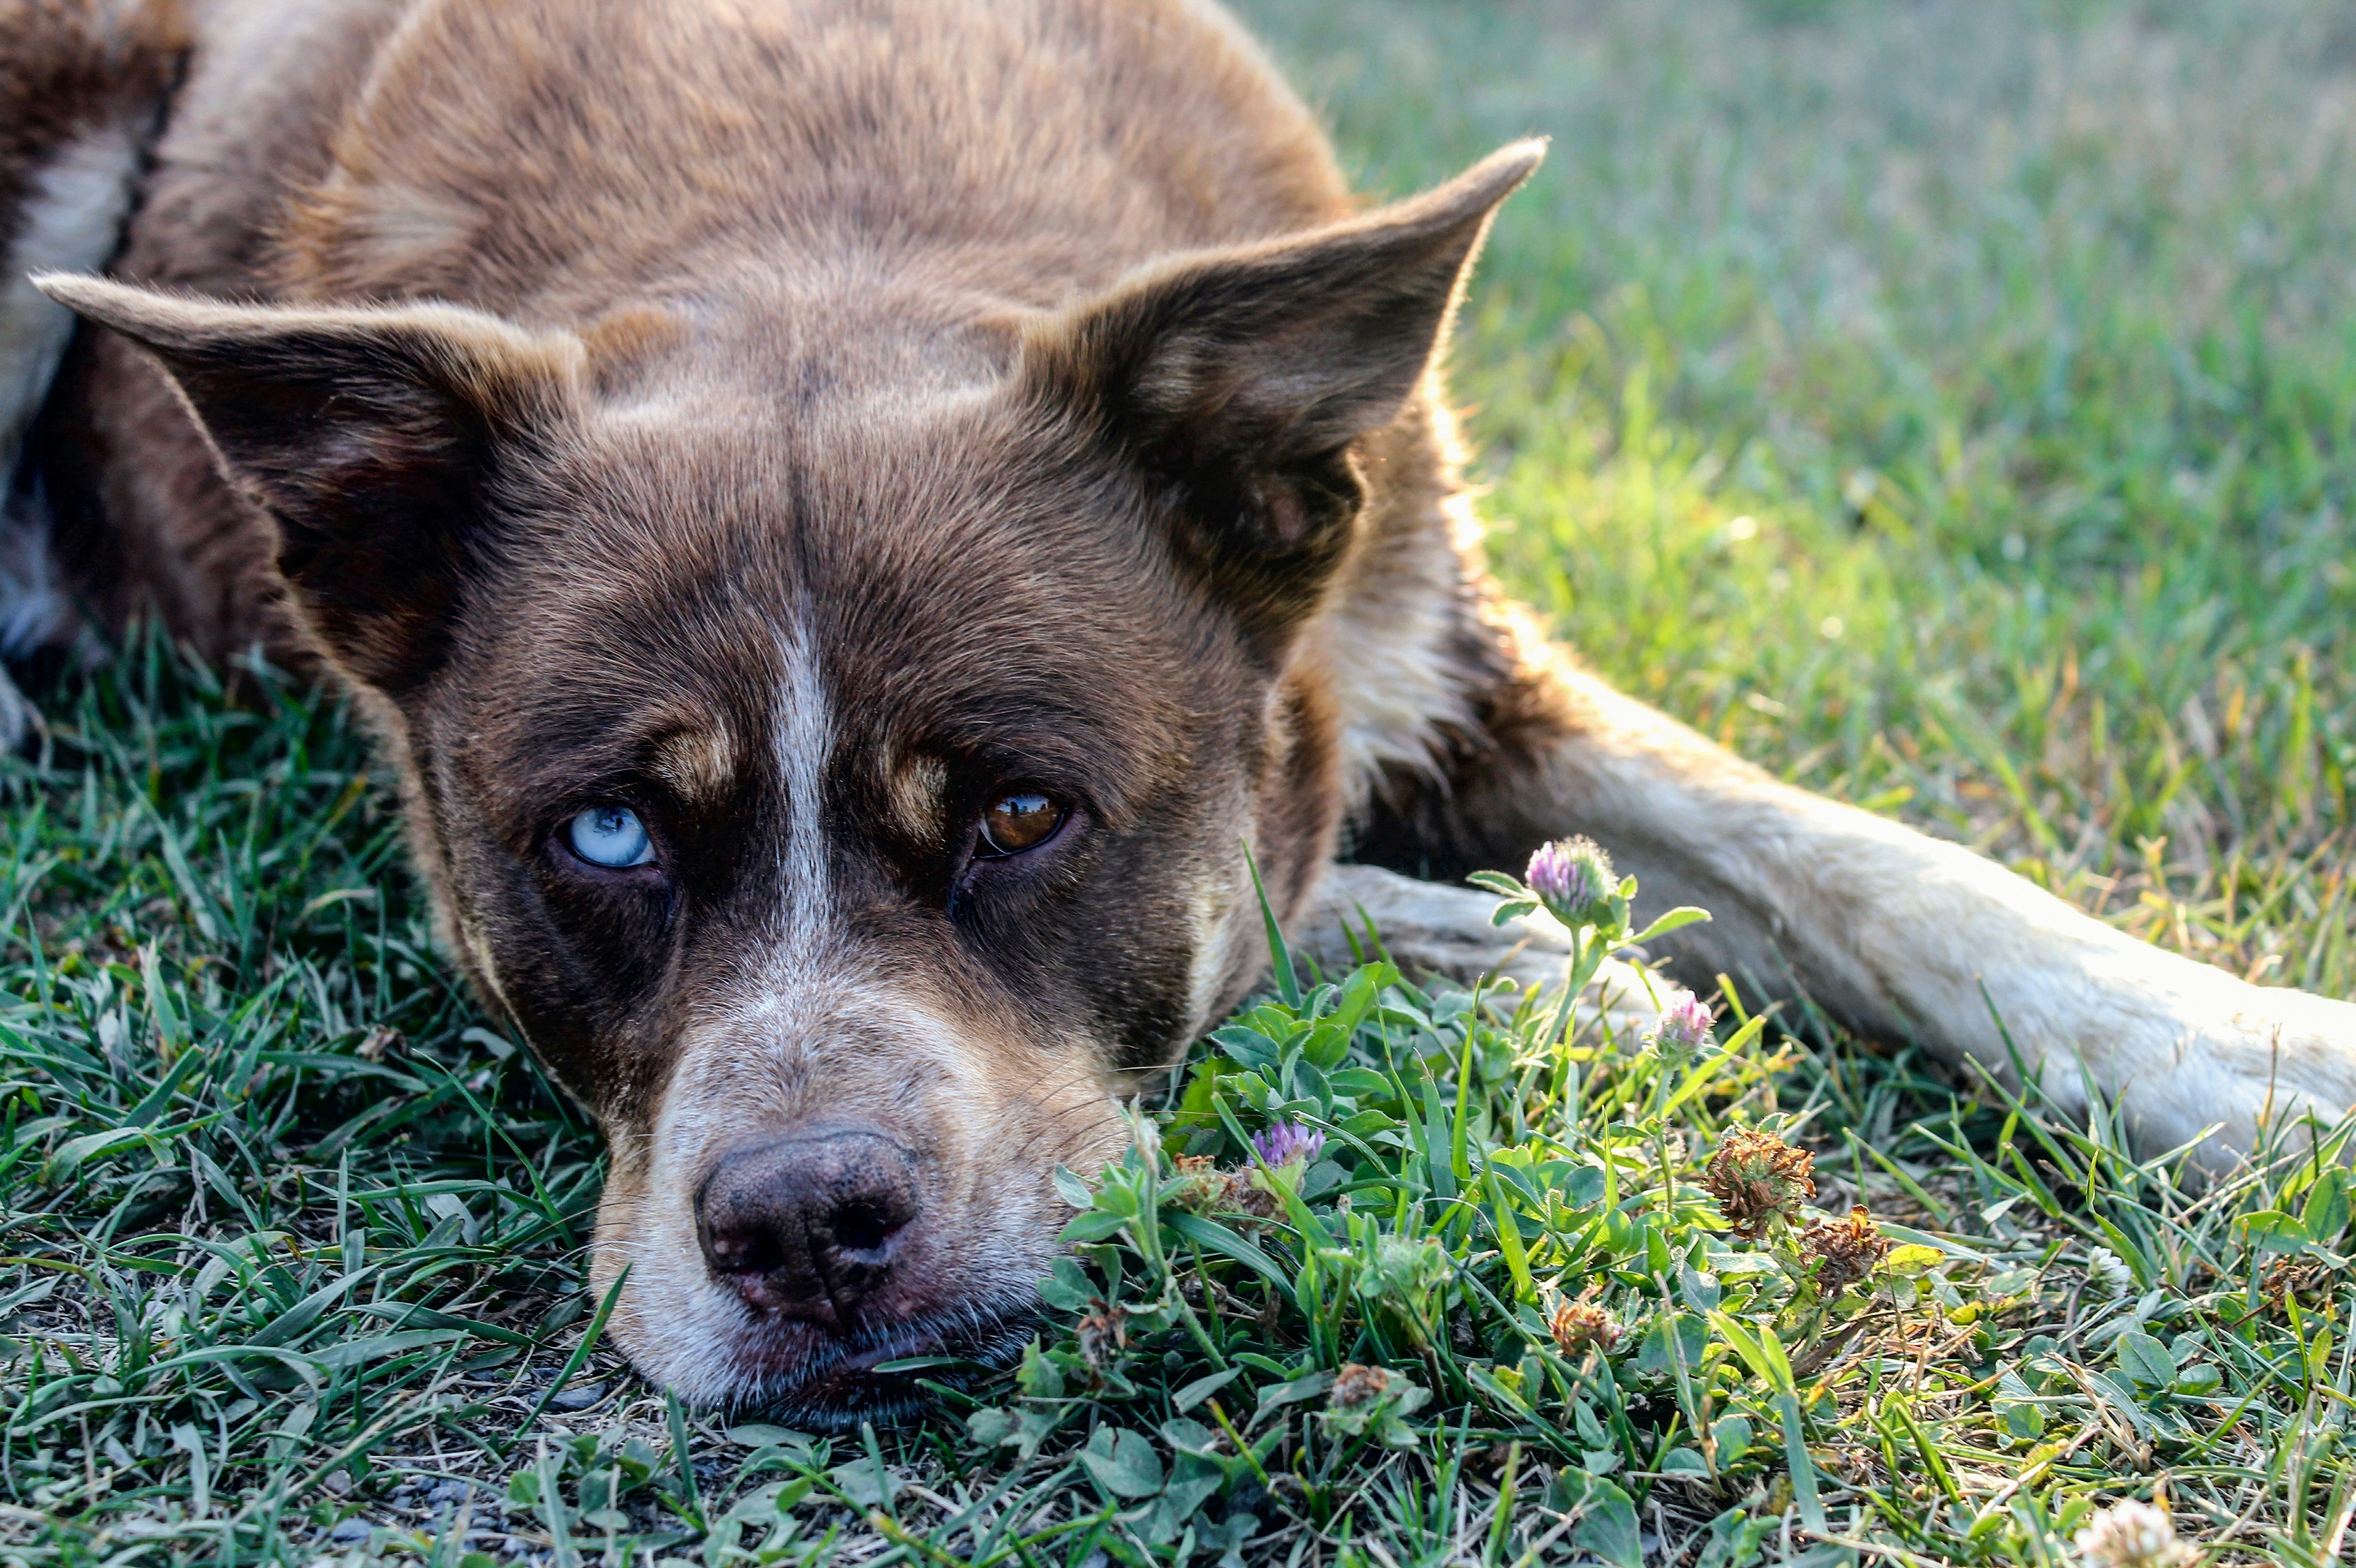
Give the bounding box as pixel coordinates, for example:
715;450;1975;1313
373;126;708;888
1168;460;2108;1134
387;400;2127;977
1257;0;2356;989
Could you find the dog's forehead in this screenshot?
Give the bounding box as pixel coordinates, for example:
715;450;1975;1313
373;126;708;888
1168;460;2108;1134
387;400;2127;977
470;392;1226;800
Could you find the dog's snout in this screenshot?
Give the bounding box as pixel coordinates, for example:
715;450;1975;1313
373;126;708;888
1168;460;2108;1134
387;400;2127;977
694;1129;920;1322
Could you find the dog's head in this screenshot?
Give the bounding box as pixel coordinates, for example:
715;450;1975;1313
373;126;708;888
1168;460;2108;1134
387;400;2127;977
40;143;1536;1423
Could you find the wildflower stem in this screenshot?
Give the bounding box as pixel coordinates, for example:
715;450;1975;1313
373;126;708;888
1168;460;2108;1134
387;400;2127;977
1205;1399;1271;1489
1451;1019;1477;1187
1166;1285;1228;1370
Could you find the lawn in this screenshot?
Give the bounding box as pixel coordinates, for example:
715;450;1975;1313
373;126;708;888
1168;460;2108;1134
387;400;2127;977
4;1;2354;1565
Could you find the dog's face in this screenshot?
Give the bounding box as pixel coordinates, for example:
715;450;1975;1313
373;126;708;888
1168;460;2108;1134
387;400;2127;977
41;144;1535;1421
397;380;1344;1419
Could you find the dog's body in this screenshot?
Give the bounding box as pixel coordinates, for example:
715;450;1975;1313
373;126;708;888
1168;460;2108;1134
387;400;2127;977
5;0;2354;1423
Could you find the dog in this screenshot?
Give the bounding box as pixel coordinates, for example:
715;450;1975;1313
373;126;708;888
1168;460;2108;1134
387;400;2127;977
4;0;2353;1427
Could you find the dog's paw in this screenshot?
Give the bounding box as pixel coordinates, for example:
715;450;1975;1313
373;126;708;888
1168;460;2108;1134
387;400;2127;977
1295;863;1677;1043
1301;862;1579;992
2065;969;2356;1171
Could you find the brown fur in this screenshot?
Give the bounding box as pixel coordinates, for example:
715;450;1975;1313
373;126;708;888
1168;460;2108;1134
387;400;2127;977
13;0;2356;1424
0;0;180;744
0;0;180;248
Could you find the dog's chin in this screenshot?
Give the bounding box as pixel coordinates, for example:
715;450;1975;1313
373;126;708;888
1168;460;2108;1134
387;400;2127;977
715;1294;1041;1431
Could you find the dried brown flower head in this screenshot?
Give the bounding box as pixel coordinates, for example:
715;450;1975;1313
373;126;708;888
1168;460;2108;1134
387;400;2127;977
1704;1129;1816;1240
1329;1362;1392;1408
1800;1205;1892;1294
1164;1154;1279;1222
1074;1302;1127;1369
1225;1170;1283;1221
1547;1283;1620;1357
1165;1154;1225;1215
2261;1257;2331;1316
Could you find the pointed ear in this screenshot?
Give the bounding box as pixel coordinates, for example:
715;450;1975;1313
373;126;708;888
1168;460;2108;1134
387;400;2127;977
1023;140;1542;632
31;274;583;693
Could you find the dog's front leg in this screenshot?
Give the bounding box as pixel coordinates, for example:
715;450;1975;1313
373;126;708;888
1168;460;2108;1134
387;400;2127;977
1351;635;2356;1168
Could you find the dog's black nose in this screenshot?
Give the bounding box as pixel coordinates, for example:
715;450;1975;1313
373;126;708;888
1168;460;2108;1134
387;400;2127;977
695;1129;920;1322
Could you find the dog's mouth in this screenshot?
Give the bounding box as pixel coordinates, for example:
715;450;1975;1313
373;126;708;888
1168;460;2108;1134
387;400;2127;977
718;1293;1041;1428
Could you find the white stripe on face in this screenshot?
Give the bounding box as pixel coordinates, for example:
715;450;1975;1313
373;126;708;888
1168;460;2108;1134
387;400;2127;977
775;616;835;958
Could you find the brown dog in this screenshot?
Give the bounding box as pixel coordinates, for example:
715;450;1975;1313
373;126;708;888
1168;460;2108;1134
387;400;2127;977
5;0;2353;1425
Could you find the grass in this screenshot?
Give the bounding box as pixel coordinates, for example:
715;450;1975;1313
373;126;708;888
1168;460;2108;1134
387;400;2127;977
1258;0;2356;990
4;0;2356;1562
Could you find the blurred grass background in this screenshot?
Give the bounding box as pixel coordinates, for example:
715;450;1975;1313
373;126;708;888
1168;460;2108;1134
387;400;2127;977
1240;0;2356;1000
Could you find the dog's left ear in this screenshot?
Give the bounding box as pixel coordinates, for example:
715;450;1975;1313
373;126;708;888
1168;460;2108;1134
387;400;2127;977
1024;140;1543;637
32;275;582;695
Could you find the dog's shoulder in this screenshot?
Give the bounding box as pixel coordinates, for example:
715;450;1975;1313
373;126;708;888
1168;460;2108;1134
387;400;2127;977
264;0;1352;308
96;0;404;299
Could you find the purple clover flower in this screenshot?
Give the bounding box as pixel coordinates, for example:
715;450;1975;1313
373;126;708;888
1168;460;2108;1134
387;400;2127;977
1252;1122;1325;1168
1647;990;1715;1054
1525;836;1615;924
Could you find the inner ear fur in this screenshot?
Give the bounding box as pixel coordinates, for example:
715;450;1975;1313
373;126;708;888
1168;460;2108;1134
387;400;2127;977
1023;140;1544;637
32;274;584;695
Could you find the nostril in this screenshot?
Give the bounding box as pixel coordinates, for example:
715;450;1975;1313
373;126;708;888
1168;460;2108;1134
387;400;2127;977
703;1222;783;1279
830;1197;902;1256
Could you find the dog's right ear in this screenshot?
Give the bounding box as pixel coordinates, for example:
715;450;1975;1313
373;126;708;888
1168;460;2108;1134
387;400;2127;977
1023;140;1543;643
32;275;583;695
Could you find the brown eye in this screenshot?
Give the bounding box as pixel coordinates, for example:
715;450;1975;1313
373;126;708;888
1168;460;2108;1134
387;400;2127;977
978;790;1065;856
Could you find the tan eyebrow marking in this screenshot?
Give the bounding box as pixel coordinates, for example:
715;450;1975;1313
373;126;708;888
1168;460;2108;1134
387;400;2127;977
652;726;739;804
888;754;950;847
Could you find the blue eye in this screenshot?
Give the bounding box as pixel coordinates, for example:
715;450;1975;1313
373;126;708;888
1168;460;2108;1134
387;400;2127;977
567;804;654;869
